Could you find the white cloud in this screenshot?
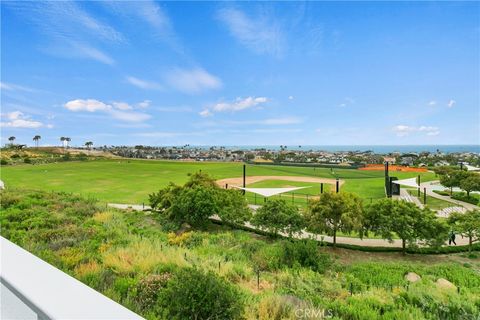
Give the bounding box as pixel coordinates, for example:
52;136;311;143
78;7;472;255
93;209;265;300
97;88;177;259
126;76;163;90
199;109;213;117
6;2;122;64
212;97;268;112
72;42;115;65
137;100;151;109
217;8;284;56
428;100;437;106
447;99;456;108
103;0;180;50
0;82;36;92
393;125;440;137
200;97;268;116
198;116;303;126
64;99;151;122
112;102;132;110
65;99;111;112
0;111;49;129
165;68;222;94
288;95;294;100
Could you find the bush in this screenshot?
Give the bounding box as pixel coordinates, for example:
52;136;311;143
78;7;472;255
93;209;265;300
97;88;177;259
451;193;479;205
23;157;31;164
1;159;9;165
283;240;332;273
134;273;171;311
157;267;244;319
252;244;285;271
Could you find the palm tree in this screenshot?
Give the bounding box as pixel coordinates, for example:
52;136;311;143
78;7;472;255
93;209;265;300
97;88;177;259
60;137;66;148
85;141;93;150
33;135;41;148
65;137;71;148
8;136;15;146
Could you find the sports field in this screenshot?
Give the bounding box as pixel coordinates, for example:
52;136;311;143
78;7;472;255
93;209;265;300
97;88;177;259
0;159;436;203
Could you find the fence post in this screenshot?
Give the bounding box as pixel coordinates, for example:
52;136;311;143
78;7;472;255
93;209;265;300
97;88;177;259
321;183;323;194
349;283;353;295
257;269;260;290
254;193;257;205
423;188;427;204
218;261;221;272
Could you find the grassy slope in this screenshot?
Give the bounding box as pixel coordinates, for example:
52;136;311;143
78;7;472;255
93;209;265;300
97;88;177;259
0;159;435;203
1;190;479;320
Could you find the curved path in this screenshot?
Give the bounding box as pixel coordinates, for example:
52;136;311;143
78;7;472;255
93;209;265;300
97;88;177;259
108;203;470;248
421;181;479;210
216;175;344;188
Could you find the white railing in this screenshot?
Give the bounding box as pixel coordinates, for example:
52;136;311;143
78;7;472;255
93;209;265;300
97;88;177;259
0;236;144;320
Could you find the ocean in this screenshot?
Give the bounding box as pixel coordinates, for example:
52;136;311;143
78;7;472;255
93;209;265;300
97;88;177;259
212;145;480;154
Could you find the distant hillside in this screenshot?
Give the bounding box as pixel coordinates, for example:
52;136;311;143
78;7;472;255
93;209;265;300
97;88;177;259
0;147;118;165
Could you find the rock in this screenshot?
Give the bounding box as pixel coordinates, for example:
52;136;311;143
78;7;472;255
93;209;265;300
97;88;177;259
436;278;457;290
405;272;421;283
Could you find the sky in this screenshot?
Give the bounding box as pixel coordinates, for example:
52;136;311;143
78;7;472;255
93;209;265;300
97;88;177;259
1;1;479;147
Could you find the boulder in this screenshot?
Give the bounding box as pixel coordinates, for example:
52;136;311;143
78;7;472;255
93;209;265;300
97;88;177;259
436;278;457;290
405;272;421;283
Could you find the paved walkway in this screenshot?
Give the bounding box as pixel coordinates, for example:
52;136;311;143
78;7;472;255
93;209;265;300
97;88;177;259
421;181;479;211
107;203;470;248
395;188;424;209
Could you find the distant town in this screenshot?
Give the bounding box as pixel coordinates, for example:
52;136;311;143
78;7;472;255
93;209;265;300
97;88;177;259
101;145;480;168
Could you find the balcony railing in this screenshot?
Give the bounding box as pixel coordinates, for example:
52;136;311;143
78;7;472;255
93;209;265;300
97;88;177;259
0;236;144;320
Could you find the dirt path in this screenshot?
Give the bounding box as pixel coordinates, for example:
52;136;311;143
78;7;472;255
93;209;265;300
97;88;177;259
216;175;344;188
108;203;470;248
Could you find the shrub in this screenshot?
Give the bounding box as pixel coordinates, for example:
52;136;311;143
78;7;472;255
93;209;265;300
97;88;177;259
451;193;479;205
134;273;171;311
167;231;204;247
23;157;31;164
252;244;285;271
1;159;9;165
157;267;244;319
282;240;332;273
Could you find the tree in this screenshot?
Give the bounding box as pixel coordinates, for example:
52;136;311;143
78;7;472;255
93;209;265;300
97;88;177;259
438;169;469;195
305;192;363;247
460;173;480;197
184;171;218;189
33;135;41;148
216;189;252;224
60;137;66;147
150;172;252;228
251;198;305;237
448;209;480;252
149;182;183;214
364;199;447;254
168;185;218;228
8;136;15;145
65;137;71;148
157;268;243;319
85;141;93;150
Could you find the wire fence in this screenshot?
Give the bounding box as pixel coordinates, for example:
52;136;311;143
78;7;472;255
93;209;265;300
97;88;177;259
244;191;320;207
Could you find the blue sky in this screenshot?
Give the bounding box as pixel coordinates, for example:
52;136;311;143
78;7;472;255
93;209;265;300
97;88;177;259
1;1;479;147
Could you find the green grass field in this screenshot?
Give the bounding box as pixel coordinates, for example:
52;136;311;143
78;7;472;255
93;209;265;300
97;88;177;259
407;189;455;210
0;159;436;203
